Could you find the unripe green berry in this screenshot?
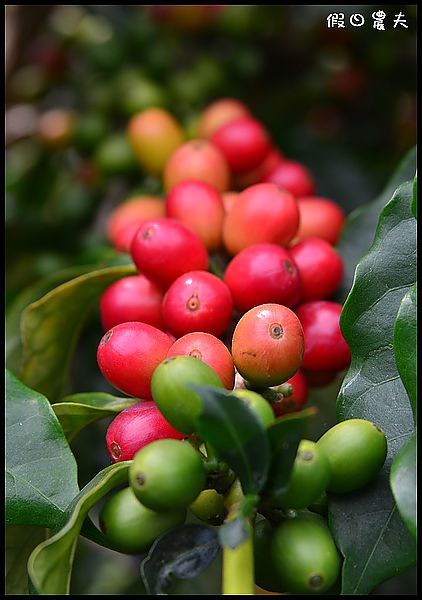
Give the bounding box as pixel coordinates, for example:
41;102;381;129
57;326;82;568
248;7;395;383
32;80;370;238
232;389;275;427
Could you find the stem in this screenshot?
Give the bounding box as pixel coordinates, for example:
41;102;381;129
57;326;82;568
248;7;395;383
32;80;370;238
222;480;256;595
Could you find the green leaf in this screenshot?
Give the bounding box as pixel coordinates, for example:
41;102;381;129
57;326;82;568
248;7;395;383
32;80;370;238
5;526;46;595
336;146;416;301
19;264;136;402
411;172;417;218
141;524;220;595
394;284;417;421
190;384;271;495
28;462;131;595
5;370;79;529
329;180;417;594
6;266;94;374
264;408;316;498
390;432;417;539
53;392;140;442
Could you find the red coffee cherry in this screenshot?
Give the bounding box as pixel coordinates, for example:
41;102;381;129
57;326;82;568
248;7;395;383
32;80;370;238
271;369;309;417
262;160;315;198
100;275;165;331
223;183;299;255
222;191;239;213
130;218;209;290
295;301;350;372
224;243;301;313
162;271;233;338
290;238;344;302
97;322;173;398
231;303;304;387
211;116;271;173
294;196;345;245
198;97;250;139
106;401;184;463
233;148;284;189
106;196;165;252
164;139;230;192
166;180;225;251
167;332;235;390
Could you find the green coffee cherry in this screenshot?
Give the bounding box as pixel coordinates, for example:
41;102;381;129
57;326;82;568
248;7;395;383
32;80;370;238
271;513;340;594
151;356;224;434
232;389;275;427
253;516;284;593
99;487;185;555
309;491;328;516
316;418;387;493
271;440;330;509
189;488;225;525
129;439;206;512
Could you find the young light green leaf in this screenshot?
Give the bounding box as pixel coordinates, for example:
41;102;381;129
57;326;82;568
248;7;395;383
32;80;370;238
5;370;79;529
330;180;417;594
5;525;46;595
53;392;139;441
264;408;316;499
6;266;93;375
19;265;136;402
336;146;416;301
190;384;271;495
390;432;416;539
28;461;131;595
393;284;417;421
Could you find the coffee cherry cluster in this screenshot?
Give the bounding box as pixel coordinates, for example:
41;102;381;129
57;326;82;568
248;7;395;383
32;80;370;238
94;99;385;594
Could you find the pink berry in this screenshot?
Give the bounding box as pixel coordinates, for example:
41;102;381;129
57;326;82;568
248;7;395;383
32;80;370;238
262;160;315;198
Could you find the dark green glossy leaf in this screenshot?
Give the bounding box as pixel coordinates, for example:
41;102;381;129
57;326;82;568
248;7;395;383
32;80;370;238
5;525;46;595
141;524;220;595
393;284;417;421
330;181;417;594
28;462;130;595
6;266;94;374
53;392;139;442
390;432;416;539
190;384;271;495
19;265;135;402
264;408;316;498
5;370;79;529
336;146;416;301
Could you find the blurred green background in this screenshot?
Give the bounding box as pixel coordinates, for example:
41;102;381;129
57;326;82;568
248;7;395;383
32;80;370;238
5;5;417;595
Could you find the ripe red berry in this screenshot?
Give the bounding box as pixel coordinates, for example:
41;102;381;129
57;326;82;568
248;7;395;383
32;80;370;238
294;196;345;245
234;148;284;189
271;369;309;417
211;116;271;173
106;401;184;463
166;180;225;251
231;303;304;387
106;196;165;252
290;238;344;301
198;98;250;139
164;139;230;192
222;191;239;213
262;160;315;198
162;271;233;338
130;218;209;290
295;301;350;372
167;332;235;390
224;243;302;313
100;275;165;331
97;322;173;398
223;183;299;255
